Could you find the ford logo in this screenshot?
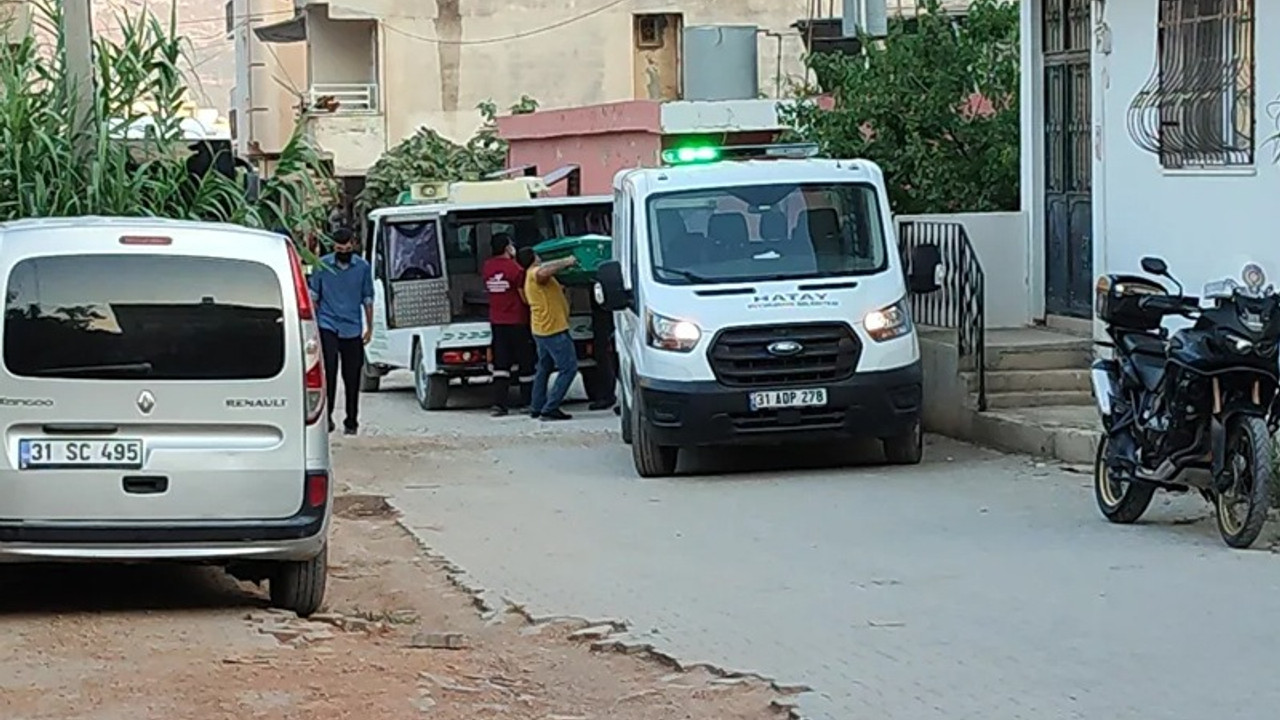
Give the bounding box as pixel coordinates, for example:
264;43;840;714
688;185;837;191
766;340;803;357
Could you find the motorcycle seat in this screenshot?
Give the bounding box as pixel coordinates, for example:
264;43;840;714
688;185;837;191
1119;333;1166;357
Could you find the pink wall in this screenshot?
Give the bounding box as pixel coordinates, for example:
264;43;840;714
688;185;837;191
496;96;838;196
497;100;663;196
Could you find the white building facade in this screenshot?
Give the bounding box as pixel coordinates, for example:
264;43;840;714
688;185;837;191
1019;0;1271;327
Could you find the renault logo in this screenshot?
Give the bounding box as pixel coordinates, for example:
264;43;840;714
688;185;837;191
137;390;155;415
766;340;804;357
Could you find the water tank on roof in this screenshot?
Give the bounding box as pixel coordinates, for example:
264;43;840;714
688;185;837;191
682;25;759;102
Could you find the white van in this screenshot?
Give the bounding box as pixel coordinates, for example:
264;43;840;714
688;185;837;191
362;179;614;409
0;217;331;616
594;144;943;477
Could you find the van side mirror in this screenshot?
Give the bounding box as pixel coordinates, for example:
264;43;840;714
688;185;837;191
907;243;942;294
594;260;631;311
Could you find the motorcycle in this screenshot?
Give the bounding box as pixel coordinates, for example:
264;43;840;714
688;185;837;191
1091;257;1280;548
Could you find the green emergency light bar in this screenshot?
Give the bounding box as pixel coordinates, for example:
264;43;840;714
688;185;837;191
659;142;822;166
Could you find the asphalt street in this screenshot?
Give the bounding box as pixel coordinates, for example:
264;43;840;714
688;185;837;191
346;373;1280;720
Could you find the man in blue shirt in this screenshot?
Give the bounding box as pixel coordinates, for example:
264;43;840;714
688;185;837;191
308;227;375;435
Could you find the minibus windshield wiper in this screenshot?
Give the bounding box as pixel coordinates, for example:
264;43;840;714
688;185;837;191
652;266;716;284
32;361;154;377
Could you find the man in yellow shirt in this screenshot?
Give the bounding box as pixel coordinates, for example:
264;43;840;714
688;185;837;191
517;247;580;421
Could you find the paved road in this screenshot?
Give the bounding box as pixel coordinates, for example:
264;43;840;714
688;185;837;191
347;373;1280;720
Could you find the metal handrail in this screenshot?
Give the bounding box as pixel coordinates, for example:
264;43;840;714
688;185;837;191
897;219;987;411
307;83;378;113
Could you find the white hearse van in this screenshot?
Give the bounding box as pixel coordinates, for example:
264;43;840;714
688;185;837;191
362;174;614;410
594;144;942;477
0;217;331;615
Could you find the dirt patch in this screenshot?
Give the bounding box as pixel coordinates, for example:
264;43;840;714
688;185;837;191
0;494;787;720
333;492;397;519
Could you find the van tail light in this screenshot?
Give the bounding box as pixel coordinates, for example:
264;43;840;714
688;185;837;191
285;241;315;321
287;240;326;425
303;319;325;425
305;470;329;508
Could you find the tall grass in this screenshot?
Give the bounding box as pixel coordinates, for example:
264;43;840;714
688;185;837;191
0;0;333;246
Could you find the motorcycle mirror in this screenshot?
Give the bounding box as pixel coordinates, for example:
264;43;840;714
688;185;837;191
1140;256;1169;276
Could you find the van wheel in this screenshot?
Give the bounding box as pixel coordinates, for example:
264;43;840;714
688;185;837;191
413;345;448;410
882;420;924;465
632;394;677;477
359;359;382;392
269;546;327;617
620;390;633;445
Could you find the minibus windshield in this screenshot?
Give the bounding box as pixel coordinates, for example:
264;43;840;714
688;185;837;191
645;182;888;286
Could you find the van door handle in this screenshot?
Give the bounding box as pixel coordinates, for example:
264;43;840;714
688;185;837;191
122;476;168;495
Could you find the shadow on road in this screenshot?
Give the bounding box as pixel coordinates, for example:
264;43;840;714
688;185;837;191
678;436;949;478
0;562;263;615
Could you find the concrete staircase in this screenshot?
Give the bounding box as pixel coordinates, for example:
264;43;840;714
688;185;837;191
920;326;1102;465
966;331;1094;409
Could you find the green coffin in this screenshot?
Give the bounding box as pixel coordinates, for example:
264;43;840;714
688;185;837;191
531;234;612;286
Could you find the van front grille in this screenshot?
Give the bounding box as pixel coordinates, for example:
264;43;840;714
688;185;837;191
707;323;860;387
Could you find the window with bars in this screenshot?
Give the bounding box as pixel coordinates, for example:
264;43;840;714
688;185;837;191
1128;0;1255;169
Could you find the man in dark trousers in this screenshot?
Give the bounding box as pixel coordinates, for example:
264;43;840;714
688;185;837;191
308;227;374;435
483;233;535;416
588;296;618;412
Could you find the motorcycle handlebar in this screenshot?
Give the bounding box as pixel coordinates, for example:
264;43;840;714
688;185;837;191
1138;294;1200;315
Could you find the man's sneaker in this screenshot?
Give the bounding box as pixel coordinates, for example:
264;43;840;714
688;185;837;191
540;409;573;422
491;405;509;417
529;410;541;419
343;426;358;436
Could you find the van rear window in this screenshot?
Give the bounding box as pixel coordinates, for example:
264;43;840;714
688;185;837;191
3;254;285;380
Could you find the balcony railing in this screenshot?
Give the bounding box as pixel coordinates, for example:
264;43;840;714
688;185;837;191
307;83;379;113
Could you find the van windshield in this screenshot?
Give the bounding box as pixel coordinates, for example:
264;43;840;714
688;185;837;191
645;183;888;285
3;254;285;380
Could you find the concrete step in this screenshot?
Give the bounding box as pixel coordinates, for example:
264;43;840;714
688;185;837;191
964;368;1091;393
984;342;1093;371
984;390;1095;409
968;405;1101;465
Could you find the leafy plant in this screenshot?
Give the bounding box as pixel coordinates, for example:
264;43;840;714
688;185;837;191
357;96;540;214
0;0;334;254
783;0;1020;215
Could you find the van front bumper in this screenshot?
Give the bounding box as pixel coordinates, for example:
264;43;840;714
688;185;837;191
636;361;922;448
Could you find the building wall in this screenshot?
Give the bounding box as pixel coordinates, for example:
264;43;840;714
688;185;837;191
231;0;307;161
500;101;664;195
325;0;815;145
307;7;375;86
1092;0;1277;300
259;0;980;177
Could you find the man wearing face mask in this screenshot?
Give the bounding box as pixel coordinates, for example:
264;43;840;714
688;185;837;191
482;232;535;416
308;227;374;435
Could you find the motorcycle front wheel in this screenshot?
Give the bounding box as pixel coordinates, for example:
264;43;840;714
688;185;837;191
1214;415;1275;549
1094;435;1156;524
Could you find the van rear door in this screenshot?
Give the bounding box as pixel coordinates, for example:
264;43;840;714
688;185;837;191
0;227;307;522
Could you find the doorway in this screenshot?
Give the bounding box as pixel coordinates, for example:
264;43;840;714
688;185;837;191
1042;0;1093;319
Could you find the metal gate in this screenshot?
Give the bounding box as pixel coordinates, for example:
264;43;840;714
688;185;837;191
1043;0;1093;318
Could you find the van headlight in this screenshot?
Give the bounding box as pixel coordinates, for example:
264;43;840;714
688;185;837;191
863;299;913;342
646;310;701;352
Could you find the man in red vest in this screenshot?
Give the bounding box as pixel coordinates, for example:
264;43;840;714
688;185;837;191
483;233;535;416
